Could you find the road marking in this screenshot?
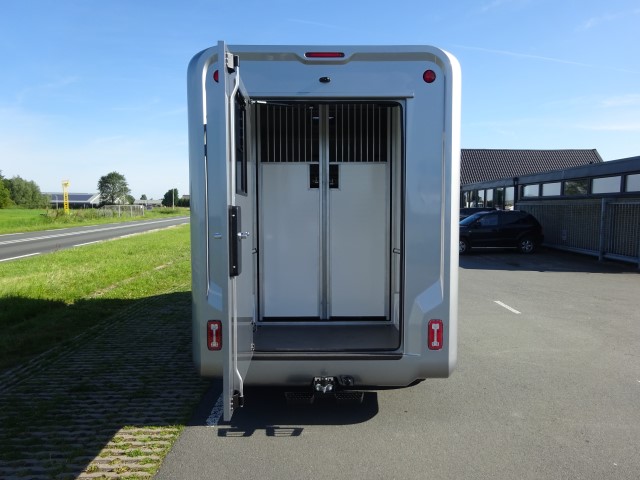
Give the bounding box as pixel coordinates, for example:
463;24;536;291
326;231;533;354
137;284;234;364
0;253;41;262
206;395;225;427
494;300;521;314
74;241;101;247
0;217;187;246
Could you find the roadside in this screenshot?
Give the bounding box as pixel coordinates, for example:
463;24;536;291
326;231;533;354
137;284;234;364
0;207;189;235
0;288;209;479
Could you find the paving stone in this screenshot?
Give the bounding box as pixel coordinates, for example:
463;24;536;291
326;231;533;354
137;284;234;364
0;289;208;479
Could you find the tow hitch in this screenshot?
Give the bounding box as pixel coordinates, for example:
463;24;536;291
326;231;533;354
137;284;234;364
285;376;363;405
313;376;335;394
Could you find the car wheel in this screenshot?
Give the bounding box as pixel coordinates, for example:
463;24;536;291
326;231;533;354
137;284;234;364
518;237;536;254
459;238;470;255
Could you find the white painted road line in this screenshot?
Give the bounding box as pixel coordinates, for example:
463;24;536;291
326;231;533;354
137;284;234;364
0;218;185;246
494;300;521;314
73;241;102;247
0;253;41;262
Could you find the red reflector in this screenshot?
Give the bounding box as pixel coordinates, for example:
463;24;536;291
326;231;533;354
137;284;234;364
428;320;443;350
213;70;219;83
305;52;345;58
423;69;436;83
207;320;222;350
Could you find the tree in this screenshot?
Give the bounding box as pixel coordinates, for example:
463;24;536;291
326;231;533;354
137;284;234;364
162;188;179;208
6;176;48;208
125;194;135;205
97;172;131;205
140;194;147;200
0;171;12;208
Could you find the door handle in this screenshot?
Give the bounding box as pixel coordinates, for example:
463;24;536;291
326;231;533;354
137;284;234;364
237;231;250;240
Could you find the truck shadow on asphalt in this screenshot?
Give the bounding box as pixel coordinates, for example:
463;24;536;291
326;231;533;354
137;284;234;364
0;291;209;480
459;247;639;274
191;383;380;438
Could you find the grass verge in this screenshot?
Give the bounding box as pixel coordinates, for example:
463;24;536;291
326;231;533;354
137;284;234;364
0;223;208;479
0;223;191;370
0;207;189;235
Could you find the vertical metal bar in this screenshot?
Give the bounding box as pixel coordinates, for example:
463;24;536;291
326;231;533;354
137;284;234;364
318;104;329;319
598;198;607;261
354;105;364;161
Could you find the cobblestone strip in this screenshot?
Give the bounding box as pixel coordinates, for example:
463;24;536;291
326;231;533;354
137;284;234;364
0;288;209;479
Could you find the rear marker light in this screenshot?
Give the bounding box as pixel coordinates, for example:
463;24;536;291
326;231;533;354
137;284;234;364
305;52;345;58
428;320;443;350
423;69;436;83
207;320;222;350
213;70;219;83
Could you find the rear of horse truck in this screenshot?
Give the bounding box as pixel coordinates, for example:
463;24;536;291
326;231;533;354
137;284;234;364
187;42;461;421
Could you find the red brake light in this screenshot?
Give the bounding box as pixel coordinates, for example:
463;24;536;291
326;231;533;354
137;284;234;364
305;52;345;58
428;320;443;350
207;320;222;350
213;70;219;83
423;69;436;83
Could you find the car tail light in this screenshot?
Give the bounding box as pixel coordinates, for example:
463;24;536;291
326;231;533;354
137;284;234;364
207;320;222;350
428;320;443;350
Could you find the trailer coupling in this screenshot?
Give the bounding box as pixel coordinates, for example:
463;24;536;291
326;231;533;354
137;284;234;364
285;376;362;405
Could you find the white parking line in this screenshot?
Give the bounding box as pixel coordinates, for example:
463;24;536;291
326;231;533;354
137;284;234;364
494;300;521;314
0;253;41;262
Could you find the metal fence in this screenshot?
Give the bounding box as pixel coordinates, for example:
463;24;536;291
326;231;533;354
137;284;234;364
517;198;640;268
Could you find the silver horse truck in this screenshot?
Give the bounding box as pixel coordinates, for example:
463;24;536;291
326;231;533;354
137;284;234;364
187;42;461;420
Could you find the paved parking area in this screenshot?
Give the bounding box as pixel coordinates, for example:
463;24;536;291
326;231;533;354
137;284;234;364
0;290;207;479
157;249;640;480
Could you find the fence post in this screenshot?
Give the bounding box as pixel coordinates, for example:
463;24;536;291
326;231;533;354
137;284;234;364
598;198;607;262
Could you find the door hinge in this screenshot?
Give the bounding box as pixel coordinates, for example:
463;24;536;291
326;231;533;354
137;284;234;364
250;342;255;351
225;52;239;73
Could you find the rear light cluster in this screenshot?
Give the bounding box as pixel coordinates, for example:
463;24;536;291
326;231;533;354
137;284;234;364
207;320;222;350
428;319;443;350
305;51;345;58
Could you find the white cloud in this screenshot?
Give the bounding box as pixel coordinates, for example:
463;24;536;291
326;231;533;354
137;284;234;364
600;94;640;108
581;122;640;132
15;76;80;104
578;9;640;31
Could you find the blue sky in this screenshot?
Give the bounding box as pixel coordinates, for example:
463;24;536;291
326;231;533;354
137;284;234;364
1;0;639;199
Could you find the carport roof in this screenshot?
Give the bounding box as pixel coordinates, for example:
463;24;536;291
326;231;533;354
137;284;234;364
461;149;603;185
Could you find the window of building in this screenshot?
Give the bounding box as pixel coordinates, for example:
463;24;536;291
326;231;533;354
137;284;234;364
485;189;494;207
522;184;539;197
592;176;621;194
624;174;640;192
495;188;504;209
564;179;589;196
504;187;514;210
477;189;485;207
542;182;561;196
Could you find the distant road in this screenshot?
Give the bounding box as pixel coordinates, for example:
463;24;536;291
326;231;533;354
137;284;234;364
0;216;189;262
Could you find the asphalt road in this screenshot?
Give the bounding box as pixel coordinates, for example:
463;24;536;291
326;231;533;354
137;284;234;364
156;249;640;480
0;216;189;262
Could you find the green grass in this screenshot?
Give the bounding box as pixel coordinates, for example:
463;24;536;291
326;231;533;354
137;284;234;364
0;207;189;235
0;224;191;370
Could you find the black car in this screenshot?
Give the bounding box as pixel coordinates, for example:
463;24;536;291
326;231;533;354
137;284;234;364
459;207;497;220
459;210;543;254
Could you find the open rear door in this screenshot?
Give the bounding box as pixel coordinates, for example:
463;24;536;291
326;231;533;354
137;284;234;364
206;41;255;421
